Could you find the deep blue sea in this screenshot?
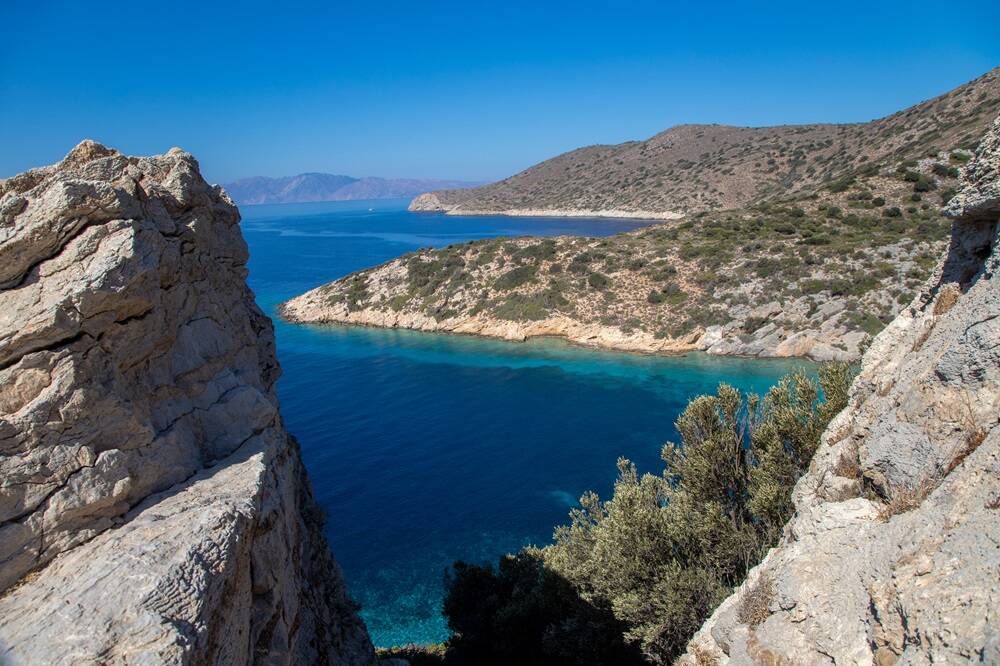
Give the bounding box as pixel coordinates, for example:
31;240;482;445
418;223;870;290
240;199;809;647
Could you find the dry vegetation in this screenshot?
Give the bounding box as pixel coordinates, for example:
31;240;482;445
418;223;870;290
423;69;999;216
305;71;1000;355
737;573;776;628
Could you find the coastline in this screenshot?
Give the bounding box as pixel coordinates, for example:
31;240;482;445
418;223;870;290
436;207;684;221
407;193;683;221
277;300;856;362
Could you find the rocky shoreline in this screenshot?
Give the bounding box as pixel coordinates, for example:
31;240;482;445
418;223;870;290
408;192;683;221
278;294;861;362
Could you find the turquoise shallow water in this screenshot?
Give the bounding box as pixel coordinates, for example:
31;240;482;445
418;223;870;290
241;199;810;646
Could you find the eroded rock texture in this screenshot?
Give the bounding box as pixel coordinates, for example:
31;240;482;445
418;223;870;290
681;118;1000;664
0;142;375;664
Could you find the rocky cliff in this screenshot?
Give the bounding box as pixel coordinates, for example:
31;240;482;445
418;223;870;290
680;117;1000;664
0;142;376;664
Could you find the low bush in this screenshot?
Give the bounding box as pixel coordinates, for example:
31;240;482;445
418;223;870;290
931;163;959;178
587;271;610;289
494;265;538;290
912;175;937;192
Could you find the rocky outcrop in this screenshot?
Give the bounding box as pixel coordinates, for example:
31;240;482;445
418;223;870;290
681;118;1000;664
0;142;375;664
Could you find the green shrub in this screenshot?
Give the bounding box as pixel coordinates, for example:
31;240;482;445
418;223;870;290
913;175;937;192
882;206;902;218
828;177;854;193
491;288;570;322
569;253;593;274
587;271;609;289
931;163;959;178
440;367;853;665
847;311;886;336
539;365;852;663
514;239;557;261
494;265;538;290
647;290;664;304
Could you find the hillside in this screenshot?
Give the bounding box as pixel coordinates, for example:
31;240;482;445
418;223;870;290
283;71;999;361
225;172;481;205
680;114;1000;666
411;68;1000;218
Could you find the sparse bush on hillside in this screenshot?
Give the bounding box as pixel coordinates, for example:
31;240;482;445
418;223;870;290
931;162;959;178
587;271;609;289
442;364;853;665
494;265;537;290
913;175;937;192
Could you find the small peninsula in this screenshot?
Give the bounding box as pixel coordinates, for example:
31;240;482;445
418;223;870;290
283;71;1000;362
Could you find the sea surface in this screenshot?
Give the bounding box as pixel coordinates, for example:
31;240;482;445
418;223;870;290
241;199;810;647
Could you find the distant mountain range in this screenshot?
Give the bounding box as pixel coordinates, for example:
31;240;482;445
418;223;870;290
222;172;483;205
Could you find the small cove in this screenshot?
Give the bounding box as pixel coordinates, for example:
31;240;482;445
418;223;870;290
242;199;811;646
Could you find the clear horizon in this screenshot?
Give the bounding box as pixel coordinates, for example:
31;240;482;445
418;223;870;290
2;0;998;183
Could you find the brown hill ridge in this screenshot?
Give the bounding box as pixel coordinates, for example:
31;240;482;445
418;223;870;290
411;68;1000;218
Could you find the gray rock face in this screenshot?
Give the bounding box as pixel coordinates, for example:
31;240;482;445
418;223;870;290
945;116;1000;223
681;118;1000;664
0;142;375;664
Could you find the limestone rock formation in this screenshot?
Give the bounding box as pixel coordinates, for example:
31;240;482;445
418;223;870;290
0;142;376;664
681;117;1000;664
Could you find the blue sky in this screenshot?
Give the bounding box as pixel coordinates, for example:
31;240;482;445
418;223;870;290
1;1;997;183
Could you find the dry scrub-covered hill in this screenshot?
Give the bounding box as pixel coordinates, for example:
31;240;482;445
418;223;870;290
411;68;999;217
284;70;1000;361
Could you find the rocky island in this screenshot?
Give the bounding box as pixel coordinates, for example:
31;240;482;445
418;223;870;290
284;72;999;362
0;142;376;664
